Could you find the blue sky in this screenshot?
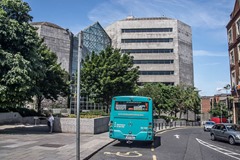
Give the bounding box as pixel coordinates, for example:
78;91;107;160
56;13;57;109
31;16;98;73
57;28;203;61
25;0;235;96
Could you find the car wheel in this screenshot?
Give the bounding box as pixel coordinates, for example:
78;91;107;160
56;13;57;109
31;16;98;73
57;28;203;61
211;134;215;141
229;136;235;145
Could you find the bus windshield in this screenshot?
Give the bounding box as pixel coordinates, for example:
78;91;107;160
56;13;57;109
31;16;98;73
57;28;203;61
115;101;149;111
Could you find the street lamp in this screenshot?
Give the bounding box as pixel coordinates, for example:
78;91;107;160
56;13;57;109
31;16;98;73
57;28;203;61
76;31;83;160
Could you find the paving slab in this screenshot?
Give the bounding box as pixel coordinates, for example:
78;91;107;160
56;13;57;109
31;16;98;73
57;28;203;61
0;124;114;160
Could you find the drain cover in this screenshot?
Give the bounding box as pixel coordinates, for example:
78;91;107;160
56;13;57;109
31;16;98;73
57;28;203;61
40;144;64;148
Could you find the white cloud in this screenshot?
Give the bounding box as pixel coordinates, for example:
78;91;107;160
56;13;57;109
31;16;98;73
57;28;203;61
87;0;234;29
193;50;228;57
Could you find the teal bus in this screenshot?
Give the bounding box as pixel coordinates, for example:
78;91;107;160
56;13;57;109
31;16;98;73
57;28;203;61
109;96;154;143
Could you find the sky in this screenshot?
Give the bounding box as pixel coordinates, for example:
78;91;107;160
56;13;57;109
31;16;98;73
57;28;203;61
24;0;235;96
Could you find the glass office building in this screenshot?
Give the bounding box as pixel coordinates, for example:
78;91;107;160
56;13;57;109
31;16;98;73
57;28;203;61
71;22;111;76
70;22;111;112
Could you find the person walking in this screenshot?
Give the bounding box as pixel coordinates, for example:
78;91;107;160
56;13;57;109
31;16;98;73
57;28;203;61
47;113;54;133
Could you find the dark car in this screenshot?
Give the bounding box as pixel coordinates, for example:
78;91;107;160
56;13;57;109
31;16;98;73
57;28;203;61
210;123;240;145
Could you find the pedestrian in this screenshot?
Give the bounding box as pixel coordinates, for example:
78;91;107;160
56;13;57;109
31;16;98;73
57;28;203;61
47;113;54;133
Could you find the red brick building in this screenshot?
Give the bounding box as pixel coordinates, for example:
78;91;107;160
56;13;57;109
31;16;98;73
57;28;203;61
201;96;212;122
226;0;240;124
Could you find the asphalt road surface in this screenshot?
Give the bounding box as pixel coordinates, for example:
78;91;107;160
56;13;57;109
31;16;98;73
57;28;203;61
89;127;240;160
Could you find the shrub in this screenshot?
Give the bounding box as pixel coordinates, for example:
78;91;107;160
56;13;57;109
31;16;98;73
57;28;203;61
0;106;39;117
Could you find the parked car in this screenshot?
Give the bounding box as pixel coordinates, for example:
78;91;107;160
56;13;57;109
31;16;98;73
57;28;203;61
210;123;240;145
204;121;215;131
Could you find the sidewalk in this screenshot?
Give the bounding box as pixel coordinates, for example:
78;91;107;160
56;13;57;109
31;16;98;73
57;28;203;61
0;124;191;160
0;124;114;160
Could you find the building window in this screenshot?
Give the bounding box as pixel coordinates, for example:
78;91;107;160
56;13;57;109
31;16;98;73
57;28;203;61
238;44;240;61
232;71;236;86
228;29;233;43
230;50;235;65
133;60;174;64
121;38;173;43
139;71;174;75
236;18;240;36
122;28;173;33
121;49;174;54
138;82;174;86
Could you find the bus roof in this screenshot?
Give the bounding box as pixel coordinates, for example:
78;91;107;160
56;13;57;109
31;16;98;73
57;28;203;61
112;96;152;100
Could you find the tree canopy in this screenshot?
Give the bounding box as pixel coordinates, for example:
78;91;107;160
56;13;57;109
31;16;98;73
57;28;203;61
0;0;70;112
137;83;201;119
80;47;139;112
0;0;43;106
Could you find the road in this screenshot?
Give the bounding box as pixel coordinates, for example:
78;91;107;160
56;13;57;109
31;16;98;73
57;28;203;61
89;127;240;160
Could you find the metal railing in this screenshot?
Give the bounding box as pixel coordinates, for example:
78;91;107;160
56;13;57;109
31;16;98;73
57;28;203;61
154;121;201;132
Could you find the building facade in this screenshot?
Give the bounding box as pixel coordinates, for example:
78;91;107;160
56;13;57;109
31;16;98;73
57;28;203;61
201;94;232;123
227;0;240;124
31;22;111;112
70;22;111;112
105;17;194;86
31;22;72;73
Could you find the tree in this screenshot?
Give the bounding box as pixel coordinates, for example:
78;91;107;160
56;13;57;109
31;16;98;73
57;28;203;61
137;83;201;120
209;102;229;118
137;83;173;115
0;0;44;107
35;44;70;113
0;0;70;113
81;47;139;113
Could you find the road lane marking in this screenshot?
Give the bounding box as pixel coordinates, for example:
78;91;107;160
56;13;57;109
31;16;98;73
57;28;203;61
151;147;154;151
104;151;142;157
153;155;157;160
174;134;180;139
196;138;240;160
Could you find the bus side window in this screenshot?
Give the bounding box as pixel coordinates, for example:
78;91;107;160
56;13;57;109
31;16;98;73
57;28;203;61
145;103;148;110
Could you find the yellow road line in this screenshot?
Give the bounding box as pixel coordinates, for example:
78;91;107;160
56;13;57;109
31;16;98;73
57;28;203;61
153;155;157;160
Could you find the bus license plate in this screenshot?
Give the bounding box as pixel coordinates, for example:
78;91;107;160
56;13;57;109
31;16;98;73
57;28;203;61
126;135;135;140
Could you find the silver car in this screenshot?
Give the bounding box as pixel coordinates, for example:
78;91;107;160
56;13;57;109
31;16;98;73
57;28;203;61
203;121;215;131
210;123;240;145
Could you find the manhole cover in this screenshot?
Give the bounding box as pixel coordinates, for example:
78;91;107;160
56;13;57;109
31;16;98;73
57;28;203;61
40;144;64;148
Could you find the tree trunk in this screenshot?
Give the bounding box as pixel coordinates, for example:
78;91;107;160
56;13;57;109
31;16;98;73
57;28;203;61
179;111;182;119
37;96;43;114
158;108;161;117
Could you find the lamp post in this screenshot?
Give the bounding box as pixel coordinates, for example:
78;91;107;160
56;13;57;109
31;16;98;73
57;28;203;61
76;31;83;160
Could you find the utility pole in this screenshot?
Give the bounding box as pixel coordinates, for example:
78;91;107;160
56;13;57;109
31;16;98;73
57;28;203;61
76;31;83;160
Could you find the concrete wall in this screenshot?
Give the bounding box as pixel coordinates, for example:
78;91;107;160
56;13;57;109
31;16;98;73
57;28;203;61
0;112;22;125
105;17;193;86
53;117;110;134
0;112;46;125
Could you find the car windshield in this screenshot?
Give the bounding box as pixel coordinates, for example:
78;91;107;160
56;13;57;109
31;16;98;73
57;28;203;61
226;125;240;131
206;122;215;125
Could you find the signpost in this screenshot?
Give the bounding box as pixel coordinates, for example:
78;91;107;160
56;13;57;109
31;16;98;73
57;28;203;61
76;31;83;160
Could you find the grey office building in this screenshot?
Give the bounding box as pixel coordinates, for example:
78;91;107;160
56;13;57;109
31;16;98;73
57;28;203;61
105;17;194;86
31;22;72;73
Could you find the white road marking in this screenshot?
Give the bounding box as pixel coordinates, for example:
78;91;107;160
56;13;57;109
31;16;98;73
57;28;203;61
196;138;240;160
104;151;142;157
152;155;157;160
174;135;180;139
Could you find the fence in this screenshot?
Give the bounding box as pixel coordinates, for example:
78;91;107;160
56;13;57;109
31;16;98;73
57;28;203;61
154;121;201;132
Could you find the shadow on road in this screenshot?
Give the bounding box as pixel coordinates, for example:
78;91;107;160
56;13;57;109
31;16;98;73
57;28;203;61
0;125;50;135
112;135;161;149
